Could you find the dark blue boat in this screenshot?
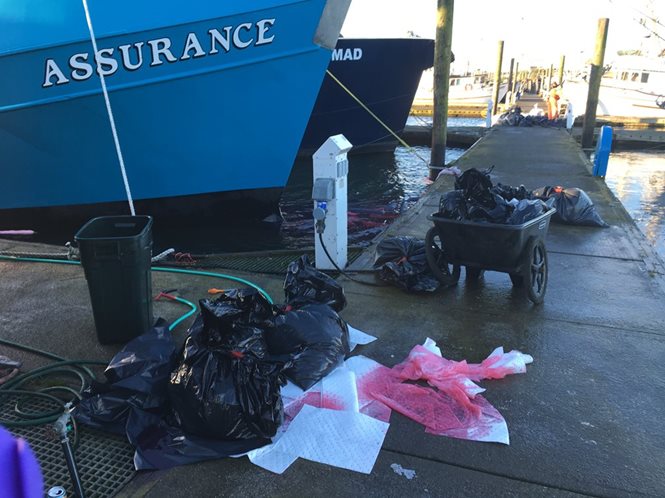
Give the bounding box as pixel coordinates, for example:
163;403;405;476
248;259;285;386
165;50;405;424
0;0;349;230
299;37;435;154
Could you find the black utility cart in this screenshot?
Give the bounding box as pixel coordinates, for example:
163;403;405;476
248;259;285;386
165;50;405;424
425;209;555;304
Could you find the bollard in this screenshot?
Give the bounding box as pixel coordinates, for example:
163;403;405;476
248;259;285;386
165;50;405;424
312;135;352;270
486;99;493;128
593;125;612;177
565;101;574;130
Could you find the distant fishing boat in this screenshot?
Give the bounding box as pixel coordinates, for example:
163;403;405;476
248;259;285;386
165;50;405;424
0;0;350;230
415;71;509;107
564;55;665;118
299;37;435;153
448;74;509;105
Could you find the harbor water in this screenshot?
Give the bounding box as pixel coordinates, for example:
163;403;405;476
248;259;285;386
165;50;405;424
151;144;465;253
155;139;665;259
606;149;665;260
278;145;464;250
4;120;664;261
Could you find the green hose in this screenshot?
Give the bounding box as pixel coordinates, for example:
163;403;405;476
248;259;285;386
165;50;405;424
167;295;197;331
0;345;106;428
0;254;274;305
151;266;274;304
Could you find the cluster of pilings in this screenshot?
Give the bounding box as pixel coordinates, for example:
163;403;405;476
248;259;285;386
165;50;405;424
428;0;610;180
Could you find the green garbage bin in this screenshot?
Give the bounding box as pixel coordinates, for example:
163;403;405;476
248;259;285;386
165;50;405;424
75;216;153;344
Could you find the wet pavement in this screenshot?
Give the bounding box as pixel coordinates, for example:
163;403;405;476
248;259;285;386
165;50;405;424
1;126;664;497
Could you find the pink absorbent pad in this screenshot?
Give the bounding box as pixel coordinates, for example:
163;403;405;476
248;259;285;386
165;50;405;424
351;340;533;444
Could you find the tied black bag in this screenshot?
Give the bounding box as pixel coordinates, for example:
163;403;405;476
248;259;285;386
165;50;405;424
169;291;286;441
532;186;609;227
284;255;347;312
373;236;440;292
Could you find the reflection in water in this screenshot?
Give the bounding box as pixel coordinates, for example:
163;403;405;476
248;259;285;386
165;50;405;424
280;145;465;249
10;145;466;253
606;150;665;259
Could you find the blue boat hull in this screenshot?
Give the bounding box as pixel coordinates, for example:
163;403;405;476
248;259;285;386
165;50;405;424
0;0;348;228
299;38;434;153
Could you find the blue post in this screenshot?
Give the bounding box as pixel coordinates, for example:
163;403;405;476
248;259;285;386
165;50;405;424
593;125;612;177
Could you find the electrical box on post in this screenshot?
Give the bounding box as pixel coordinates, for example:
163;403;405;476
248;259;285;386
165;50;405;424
312;134;352;270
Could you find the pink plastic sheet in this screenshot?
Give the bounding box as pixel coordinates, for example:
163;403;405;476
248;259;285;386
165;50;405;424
0;230;34;235
355;342;532;444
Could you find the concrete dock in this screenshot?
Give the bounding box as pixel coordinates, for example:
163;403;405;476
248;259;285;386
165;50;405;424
2;126;665;497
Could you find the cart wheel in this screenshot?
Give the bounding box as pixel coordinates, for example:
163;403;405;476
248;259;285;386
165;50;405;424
521;237;548;304
509;273;524;287
425;226;461;285
466;267;484;280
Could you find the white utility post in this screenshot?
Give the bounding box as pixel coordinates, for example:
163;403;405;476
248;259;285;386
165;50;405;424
486;99;493;128
565;101;574;130
312;135;352;270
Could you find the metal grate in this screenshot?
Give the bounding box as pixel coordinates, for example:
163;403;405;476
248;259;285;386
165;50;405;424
161;247;364;274
3;394;135;498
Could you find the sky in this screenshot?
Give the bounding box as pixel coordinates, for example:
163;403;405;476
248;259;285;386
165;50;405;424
341;0;664;72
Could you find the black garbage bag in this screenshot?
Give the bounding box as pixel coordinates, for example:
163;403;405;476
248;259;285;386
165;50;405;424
506;199;547;225
455;167;495;207
75;383;144;435
438;190;466;220
521;115;550;127
284;255;346;312
533;186;609;227
264;304;350;390
492;182;531;202
466;192;511;223
76;306;281;471
126;409;268;470
373;236;440;292
75;319;177;434
168;298;286;441
103;319;177;395
201;287;275;330
498;106;523;126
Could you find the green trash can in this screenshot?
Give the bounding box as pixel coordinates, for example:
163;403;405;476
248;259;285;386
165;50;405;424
75;216;153;344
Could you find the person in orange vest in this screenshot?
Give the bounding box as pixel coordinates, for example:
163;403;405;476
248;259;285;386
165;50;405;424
547;82;562;120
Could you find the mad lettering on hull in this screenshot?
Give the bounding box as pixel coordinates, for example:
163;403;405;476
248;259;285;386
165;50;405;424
43;18;275;88
331;47;362;61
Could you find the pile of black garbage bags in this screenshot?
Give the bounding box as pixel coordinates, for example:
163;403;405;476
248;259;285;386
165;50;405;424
497;106;566;127
369;168;607;294
75;256;350;470
438;167;608;227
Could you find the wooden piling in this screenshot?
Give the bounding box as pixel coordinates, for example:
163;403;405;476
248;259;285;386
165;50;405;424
429;0;454;180
512;62;519;102
582;18;609;149
491;40;504;115
558;55;566;85
506;58;515;106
